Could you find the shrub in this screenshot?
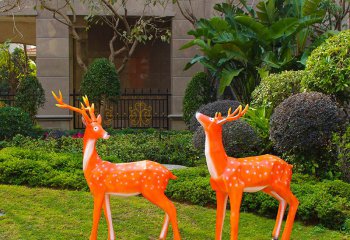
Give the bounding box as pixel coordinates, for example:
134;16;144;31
81;58;120;104
251;70;304;109
189;100;241;131
332;125;350;182
166;167;350;230
302;30;350;102
193;120;262;157
183;72;215;126
270;92;343;154
0;107;33;140
15;75;45;120
4;132;203;167
0;147;349;230
270;92;344;177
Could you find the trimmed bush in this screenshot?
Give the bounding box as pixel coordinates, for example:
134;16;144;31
15;75;45;120
193;120;262;157
189;100;241;131
251;70;303;109
81;58;120;103
0;107;33;140
270;92;344;155
183;72;215;126
270;92;344;177
302;30;350;102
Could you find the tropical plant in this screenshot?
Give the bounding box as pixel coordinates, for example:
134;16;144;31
181;0;325;102
183;72;215;126
15;75;45;121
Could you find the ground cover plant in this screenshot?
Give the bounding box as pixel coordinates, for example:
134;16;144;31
0;184;347;240
0;146;349;232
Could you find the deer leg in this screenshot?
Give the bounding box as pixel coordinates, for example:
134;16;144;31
263;188;286;240
160;213;170;239
228;188;243;240
215;191;228;240
142;191;181;240
90;194;104;240
103;194;115;240
271;186;299;240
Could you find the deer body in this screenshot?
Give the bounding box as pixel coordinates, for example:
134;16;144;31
53;91;181;240
196;106;299;240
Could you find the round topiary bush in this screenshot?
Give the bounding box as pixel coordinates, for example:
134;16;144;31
183;72;215;127
15;75;45;120
81;58;120;103
270;92;344;155
0;107;33;140
193;120;262;157
251;70;303;109
302;30;350;102
189;100;241;131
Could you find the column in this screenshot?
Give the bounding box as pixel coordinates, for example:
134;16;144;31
35;10;71;129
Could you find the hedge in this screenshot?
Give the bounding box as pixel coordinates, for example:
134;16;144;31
0;147;349;231
167;168;350;231
3;132;203;167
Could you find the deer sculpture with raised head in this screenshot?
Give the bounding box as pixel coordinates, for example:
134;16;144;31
196;105;299;240
52;91;181;240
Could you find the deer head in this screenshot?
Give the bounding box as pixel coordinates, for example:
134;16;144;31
52;90;110;140
195;104;249;133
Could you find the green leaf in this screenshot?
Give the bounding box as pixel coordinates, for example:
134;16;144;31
234;16;270;41
302;0;324;17
180;39;208;50
183;55;205;70
218;68;243;94
269;18;299;39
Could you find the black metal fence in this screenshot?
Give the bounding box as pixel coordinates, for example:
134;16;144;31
0;93;15;107
70;89;170;129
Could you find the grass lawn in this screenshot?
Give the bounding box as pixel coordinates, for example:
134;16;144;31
0;185;348;240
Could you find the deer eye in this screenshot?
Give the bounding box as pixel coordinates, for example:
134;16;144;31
93;126;99;131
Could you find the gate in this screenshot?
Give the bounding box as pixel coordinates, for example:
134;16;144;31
70;89;170;129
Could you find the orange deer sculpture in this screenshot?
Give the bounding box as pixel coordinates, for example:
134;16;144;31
53;91;181;240
196;105;299;240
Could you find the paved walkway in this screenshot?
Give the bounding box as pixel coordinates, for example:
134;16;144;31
163;164;187;170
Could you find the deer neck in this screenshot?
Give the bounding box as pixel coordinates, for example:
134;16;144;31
83;136;100;173
204;129;228;178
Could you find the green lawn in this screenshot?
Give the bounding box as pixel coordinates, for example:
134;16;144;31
0;185;348;240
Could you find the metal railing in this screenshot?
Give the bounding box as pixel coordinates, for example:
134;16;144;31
0;93;15;106
70;89;170;129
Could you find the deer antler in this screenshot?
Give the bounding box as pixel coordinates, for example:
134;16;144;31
217;104;249;124
52;90;96;122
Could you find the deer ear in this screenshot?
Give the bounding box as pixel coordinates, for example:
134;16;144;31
97;114;102;124
82;117;87;126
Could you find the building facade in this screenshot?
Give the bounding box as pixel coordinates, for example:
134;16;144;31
0;0;223;130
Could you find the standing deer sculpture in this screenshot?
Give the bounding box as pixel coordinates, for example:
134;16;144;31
196;105;299;240
52;91;181;240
